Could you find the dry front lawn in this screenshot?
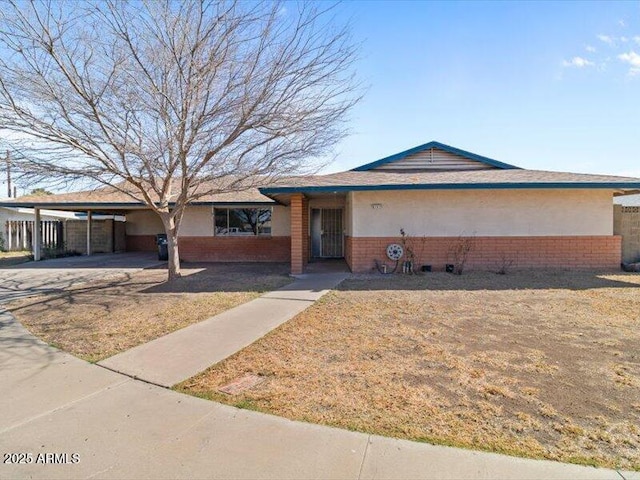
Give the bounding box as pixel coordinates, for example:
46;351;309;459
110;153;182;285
178;271;640;470
0;251;32;267
7;262;291;362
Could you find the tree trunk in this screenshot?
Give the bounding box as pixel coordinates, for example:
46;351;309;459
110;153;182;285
159;212;181;280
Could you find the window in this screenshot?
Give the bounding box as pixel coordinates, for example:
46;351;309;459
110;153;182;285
214;207;272;236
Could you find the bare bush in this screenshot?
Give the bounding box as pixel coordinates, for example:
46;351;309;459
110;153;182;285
399;229;432;274
494;252;516;275
448;236;475;275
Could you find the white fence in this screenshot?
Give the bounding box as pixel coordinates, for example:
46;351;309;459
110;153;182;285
4;220;64;251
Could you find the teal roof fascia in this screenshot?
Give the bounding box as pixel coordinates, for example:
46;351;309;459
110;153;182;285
351;141;521;171
260;182;640;195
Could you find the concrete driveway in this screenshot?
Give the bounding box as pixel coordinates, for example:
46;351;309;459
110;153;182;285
0;255;635;480
0;252;163;303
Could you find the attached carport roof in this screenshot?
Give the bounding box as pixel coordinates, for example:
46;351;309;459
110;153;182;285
0;184;276;212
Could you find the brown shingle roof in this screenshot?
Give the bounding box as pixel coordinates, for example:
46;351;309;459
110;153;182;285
261;169;640;191
3;169;640;209
2;182;273;209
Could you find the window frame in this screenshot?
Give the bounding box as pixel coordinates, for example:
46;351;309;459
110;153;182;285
213;206;273;237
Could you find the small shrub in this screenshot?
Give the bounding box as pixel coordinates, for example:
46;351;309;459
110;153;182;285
495;253;516;275
398;229;429;274
41;242;80;259
42;242;64;259
447;236;475;275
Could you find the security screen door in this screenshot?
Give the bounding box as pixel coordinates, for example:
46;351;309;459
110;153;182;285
311;208;343;258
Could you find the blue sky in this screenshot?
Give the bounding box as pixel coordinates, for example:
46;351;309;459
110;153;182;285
328;1;640;176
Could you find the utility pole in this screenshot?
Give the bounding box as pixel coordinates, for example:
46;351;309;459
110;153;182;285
6;150;11;198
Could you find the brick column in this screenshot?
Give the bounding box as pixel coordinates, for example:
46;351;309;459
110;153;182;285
302;196;309;267
290;193;308;274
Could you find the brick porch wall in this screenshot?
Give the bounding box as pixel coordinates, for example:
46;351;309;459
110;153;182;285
290;194;309;274
348;236;622;273
344;235;353;271
126;234;291;262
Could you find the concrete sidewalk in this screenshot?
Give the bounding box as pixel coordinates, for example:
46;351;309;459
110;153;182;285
98;273;349;387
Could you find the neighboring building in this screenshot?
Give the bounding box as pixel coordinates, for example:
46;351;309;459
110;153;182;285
2;141;640;273
1;205;125;253
0;206;77;224
614;193;640;264
615;193;640;206
0;206;76;251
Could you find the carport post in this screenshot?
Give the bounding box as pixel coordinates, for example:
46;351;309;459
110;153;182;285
34;208;42;261
86;210;92;256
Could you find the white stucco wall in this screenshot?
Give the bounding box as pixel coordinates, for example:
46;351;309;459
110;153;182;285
345;192;353;236
350;189;614;237
125;205;291;237
180;206;214;236
271;205;291;236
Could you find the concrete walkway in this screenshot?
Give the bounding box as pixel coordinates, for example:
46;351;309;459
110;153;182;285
1;262;637;479
98;273;349;387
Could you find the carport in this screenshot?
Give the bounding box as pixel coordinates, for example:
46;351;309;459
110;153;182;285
0;181;287;266
27;204;131;261
0;195;148;261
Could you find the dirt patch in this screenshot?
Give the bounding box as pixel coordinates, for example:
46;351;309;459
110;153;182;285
7;262;291;362
178;270;640;470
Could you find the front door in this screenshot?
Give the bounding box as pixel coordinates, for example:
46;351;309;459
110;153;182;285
310;208;343;258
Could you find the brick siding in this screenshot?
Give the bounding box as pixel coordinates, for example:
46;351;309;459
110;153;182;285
345;235;353;271
290;194;309;274
126;234;157;252
126;234;290;262
347;235;622;273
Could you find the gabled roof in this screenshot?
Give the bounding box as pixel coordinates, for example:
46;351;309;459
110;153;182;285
3;142;640;210
351;141;520;171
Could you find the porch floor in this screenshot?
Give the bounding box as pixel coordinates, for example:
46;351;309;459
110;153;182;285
305;258;350;274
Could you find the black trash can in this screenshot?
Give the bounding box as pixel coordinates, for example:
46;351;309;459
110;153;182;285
156;233;168;261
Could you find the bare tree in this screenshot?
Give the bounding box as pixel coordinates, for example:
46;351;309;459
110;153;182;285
0;0;360;279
